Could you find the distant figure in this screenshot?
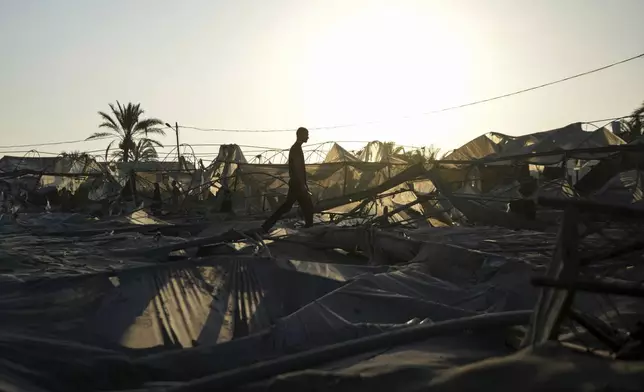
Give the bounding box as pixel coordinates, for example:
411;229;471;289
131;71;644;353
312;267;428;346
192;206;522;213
0;189;5;213
171;180;181;210
119;170;138;208
19;188;28;209
0;192;6;214
262;127;314;231
151;182;162;216
60;187;71;212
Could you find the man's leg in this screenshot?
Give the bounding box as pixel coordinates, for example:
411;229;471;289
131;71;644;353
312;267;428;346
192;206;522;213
297;190;314;227
262;190;296;231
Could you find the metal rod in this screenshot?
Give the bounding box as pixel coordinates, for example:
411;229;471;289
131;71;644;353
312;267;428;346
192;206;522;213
532;276;644;298
167;310;532;392
175;122;181;171
537;197;644;219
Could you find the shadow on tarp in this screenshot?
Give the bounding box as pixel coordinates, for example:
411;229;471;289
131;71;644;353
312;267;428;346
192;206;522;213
0;250;540;391
0;256;343;351
137;255;537;382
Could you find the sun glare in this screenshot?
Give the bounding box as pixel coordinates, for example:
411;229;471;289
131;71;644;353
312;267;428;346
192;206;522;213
298;3;472;147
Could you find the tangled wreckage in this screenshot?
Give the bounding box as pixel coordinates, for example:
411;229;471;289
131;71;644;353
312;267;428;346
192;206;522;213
2;122;644;391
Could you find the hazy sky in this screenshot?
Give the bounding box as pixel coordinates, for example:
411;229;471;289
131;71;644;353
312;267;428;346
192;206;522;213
1;0;643;161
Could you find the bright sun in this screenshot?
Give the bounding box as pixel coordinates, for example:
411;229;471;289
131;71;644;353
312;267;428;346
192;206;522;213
298;3;473;148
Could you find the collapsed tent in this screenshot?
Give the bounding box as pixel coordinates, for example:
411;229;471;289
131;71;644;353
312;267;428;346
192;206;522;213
323;143;360;163
234;160;412;214
445;123;625;165
592;169;644;208
0;256;342;350
3;116;644;392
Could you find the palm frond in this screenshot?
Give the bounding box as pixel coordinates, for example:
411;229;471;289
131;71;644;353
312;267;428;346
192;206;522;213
86;132;115;141
104;140;116;161
134;118;165;133
137;148;159;161
98;123;121;132
96;101;163;162
97;111;121;133
626;101;644;139
111;150;126;162
139;138;164;148
143;127;166;137
130;138;161;162
109;102;124;131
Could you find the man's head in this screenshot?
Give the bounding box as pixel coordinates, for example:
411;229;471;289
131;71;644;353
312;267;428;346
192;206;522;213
296;127;309;143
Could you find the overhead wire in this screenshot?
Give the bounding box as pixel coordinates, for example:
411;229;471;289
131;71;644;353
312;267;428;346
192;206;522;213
177;52;644;133
1;52;642;151
582;114;637;124
0;136;111;149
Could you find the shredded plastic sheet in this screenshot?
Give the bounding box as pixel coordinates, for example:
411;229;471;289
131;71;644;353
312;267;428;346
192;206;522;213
0;257;343;350
0;216;641;391
323;143;360;163
1;127;643;392
0;218;545;390
354;141;411;164
0;156;60;173
445;123;625;166
132;255;534;383
444;133;502;161
592;169;644;207
235;160;410;214
276;259;392;281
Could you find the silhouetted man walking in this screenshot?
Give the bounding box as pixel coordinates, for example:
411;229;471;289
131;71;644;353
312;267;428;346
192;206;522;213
262;127;314;231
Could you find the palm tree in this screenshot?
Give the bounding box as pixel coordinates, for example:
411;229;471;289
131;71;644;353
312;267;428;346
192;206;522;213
86;101;165;162
131;139;163;162
107;138;163;162
61;150;92;161
60;150;94;170
625;101;644;141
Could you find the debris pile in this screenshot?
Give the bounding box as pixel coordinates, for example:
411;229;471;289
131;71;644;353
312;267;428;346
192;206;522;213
1;122;644;391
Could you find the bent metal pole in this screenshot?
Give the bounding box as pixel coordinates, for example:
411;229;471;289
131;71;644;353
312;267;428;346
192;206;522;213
168;310;532;392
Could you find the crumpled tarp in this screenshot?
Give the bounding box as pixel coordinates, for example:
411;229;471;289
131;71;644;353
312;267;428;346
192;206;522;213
0;256;343;350
236;161;410;214
445;123;625;166
592;169;644;207
133;251;537;383
323;143;360;163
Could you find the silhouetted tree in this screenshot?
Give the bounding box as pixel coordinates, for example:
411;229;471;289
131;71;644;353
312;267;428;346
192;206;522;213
60;150;91;160
60;150;94;171
626;101;644;140
86;101;164;162
130;139;163;162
